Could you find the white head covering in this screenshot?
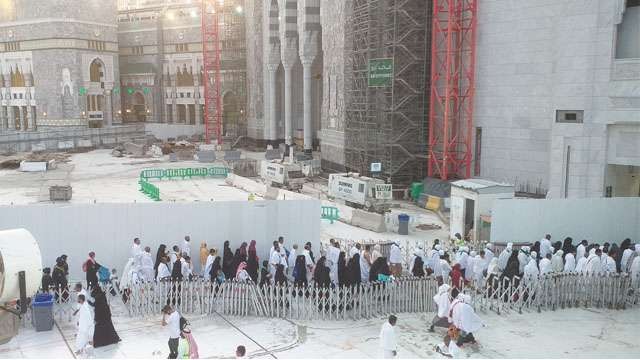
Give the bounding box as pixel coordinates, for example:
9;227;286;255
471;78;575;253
589;248;596;256
487;258;499;274
530;251;537;259
470;251;476;257
506;242;513;250
485;243;492;250
438;249;445;256
635;244;640;253
433;284;451;318
434;244;442;251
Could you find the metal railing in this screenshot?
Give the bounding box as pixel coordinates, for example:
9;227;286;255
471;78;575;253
123;277;437;320
139;178;161;201
139;167;229;181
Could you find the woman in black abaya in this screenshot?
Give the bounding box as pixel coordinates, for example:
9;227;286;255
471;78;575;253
92;286;121;348
247;240;259;282
154;244;167;278
346;253;361;286
337;251;348;287
222;241;235;279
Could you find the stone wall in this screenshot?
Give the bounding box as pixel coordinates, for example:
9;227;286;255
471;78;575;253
245;0;265;141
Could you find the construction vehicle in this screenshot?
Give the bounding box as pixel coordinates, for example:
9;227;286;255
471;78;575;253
328;173;393;213
261;160;306;191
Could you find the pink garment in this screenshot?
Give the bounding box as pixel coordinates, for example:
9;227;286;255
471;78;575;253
236;262;247;277
184;331;199;359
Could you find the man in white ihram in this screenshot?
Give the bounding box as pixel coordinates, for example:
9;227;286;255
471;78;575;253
379;315;398;359
75;294;94;355
141;246;155;282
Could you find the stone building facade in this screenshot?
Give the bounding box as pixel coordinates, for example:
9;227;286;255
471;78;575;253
0;0;122;131
473;0;640;198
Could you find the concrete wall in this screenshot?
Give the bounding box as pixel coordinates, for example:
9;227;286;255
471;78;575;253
0;200;321;279
145;123;203;140
491;197;640;245
474;0;640;198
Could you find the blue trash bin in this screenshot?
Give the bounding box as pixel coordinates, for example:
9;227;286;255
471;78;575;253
32;293;54;332
398;213;410;235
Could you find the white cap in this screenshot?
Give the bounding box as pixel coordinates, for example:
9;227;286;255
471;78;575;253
438;249;445;256
530;251;537;259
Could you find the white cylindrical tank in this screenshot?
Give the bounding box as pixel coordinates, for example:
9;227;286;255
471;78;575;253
0;229;42;303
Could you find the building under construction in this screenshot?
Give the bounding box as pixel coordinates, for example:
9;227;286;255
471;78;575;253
344;0;432;187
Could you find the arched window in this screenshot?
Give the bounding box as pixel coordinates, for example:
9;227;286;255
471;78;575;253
90;59;104;82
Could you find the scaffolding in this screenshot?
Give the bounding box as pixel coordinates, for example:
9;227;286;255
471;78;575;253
345;0;432;188
428;0;477;180
201;0;247;145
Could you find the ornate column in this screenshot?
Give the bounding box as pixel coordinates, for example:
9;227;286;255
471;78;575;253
0;76;7;131
281;40;298;146
185;102;191;125
18;105;24;131
301;56;314;154
104;89;113;127
171;74;178;124
266;63;279;143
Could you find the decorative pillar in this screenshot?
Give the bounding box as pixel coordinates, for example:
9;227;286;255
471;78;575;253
301;57;314;154
185;103;191;125
0;105;6;131
18;106;24;131
171;74;177;124
267;63;279;143
104;89;113;127
282;61;294;146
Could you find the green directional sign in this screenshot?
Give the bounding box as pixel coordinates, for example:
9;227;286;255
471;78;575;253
127;87;135;95
143;87;151;95
368;58;394;87
113;87;120;95
79;87;87;96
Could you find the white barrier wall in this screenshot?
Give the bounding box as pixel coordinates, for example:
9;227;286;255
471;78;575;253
491;198;640;245
0;200;320;279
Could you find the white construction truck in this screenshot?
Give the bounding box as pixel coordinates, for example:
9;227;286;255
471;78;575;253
328;173;393;213
261;160;306;191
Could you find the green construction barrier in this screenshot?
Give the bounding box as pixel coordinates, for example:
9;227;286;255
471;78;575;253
140;167;229;181
321;206;339;224
139;178;160;201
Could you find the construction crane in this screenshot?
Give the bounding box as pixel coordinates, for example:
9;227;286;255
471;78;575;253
428;0;478;180
201;0;223;145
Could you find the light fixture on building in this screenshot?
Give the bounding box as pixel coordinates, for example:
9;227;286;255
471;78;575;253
166;11;175;21
81;111;86;117
42;112;47;117
126;109;132;113
190;10;198;18
117;110;122;115
235;5;243;14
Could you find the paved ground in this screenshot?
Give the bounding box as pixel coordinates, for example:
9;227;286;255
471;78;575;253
3;303;639;358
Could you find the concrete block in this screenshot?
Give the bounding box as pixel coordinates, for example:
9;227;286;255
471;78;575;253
77;139;93;148
58;141;74;150
351;209;387;233
169;153;178;162
124;142;145;156
19;161;47;172
199;144;217;151
197;150;217;163
265;149;282;160
31;143;46;152
175;149;196;161
224;150;242;161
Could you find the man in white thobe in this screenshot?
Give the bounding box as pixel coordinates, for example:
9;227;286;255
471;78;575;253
75;294;94;355
540;234;552;259
564;250;576;272
518;246;530;274
601;250;616;274
269;244;281;281
379;315;398;359
523;252;539;284
484;243;494;264
327;240;341;285
630;247;640;286
576;240;588;263
349;243;361;259
584;248;602;274
389;243;403;277
131;238;142;258
182;236;192;257
497;243;512;271
551;250;564;273
141;246;155;282
457;247;469;277
539;254;552;275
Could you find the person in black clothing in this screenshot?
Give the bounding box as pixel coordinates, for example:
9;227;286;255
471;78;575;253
209;256;222;282
293;255;308;287
346;253;361;286
92;286;121;348
52;258;69;301
313;257;331;288
274;264;288;285
60;255;69;278
247;240;259;283
171;254;183;281
222;241;234;279
259;260;271;287
561;237;574;255
610;243;621;272
154;244;167;278
84;252;100;290
41;268;53;292
552;241;562;253
369;257;391;282
412;256;425;277
337;252;348;287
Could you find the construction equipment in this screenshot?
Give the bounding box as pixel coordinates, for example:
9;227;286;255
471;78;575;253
260;160;306;192
328;173;392;213
201;0;223;145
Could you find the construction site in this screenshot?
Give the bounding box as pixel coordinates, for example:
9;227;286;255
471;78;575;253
0;0;640;358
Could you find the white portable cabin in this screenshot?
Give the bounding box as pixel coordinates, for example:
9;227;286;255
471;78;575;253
328;173;392;212
449;179;514;245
